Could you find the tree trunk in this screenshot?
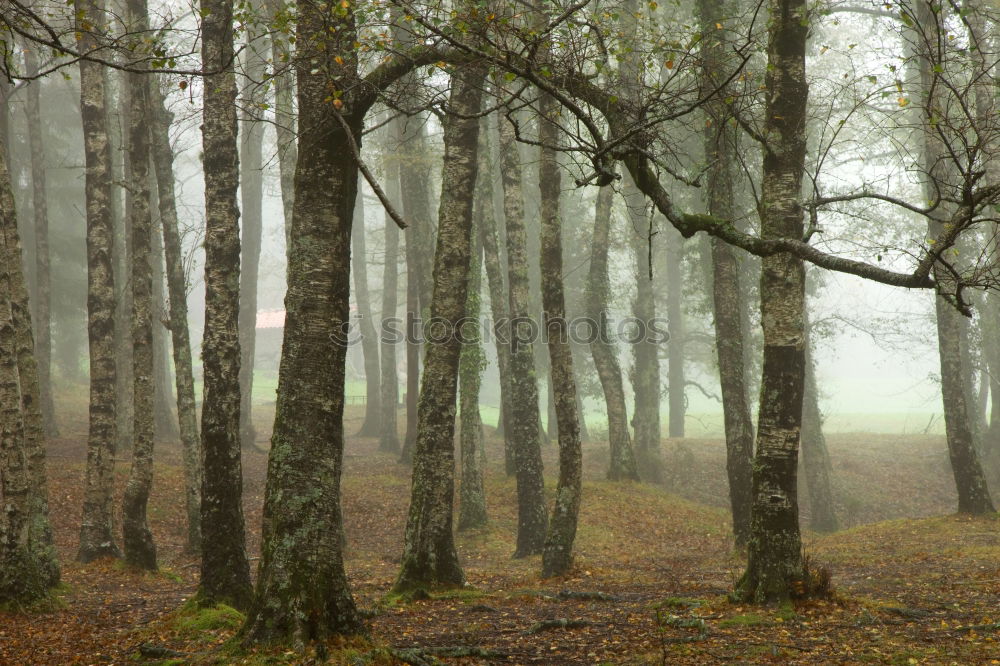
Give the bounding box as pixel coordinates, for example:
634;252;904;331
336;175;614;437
801;310;837;533
264;0;296;250
395;66;483;590
665;228;686;438
121;0;157;571
149;81;203;553
697;0;755;545
0;94;59;602
587;186;640;481
457;127;491;531
240;0;364;641
379;132;401;454
538;94;582;578
498;116;548;557
23;45;56;438
399;118;435;464
915;0;995;515
735;0;809;603
238;23;266;451
76;0;121;563
198;0;253;608
625;179;663;482
478;115;515;475
352;184;381;437
113;67;134;461
150;201;178;442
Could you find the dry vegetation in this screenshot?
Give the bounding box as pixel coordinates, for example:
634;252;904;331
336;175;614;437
3;401;999;664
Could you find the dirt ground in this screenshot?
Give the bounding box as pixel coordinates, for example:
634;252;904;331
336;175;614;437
2;403;999;665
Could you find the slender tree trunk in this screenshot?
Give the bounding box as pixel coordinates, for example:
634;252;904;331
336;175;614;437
698;0;755;545
399;119;435;464
352;185;381;437
238;23;266;451
0;92;59;599
587;186;640;481
198;0;252;608
915;0;995;515
23;46;56;438
149;81;203;553
801;310;837;533
76;0;121;563
665;229;686;438
240;0;364;641
379;129;401;454
0;135;52;603
498;116;548;557
395;66;483;590
478;115;515;475
457;128;492;531
264;0;296;249
150;203;178;441
735;0;809;603
113;67;134;461
121;0;157;571
625;180;663;481
538;94;582;578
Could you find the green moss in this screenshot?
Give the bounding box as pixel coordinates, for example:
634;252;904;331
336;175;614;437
654;596;705;610
718;612;771;628
170;601;245;640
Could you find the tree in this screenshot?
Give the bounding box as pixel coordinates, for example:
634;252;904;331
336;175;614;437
801;308;838;533
734;0;810;602
379;139;401;454
238;12;267;452
23;44;56;438
121;0;157;571
498;115;549;556
395;63;484;590
586;186;640;482
198;0;253;608
149;81;203;552
538;92;582;578
351;186;382;438
913;0;995;516
697;0;754;546
75;0;121;564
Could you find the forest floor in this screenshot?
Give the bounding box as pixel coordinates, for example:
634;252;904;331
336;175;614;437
3;403;1000;665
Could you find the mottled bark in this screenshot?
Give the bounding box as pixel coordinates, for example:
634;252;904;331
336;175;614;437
587;186;639;482
498;116;548;557
352;186;381;437
240;0;364;641
76;0;120;563
478;115;514;475
915;0;995;515
113;68;134;460
149;82;202;553
23;46;56;438
735;0;809;603
379;134;401;454
395;66;483;590
538;94;582;578
399;118;435;464
698;0;755;546
238;22;266;451
0;102;58;604
198;0;252;608
801;312;837;533
457;139;490;531
121;0;157;571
